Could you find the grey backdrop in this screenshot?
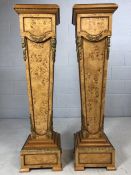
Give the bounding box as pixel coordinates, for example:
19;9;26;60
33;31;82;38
0;0;131;118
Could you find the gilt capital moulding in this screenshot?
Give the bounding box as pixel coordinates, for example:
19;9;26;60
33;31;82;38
72;3;118;171
14;4;62;172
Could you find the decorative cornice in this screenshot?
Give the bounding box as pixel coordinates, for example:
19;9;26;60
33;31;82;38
72;3;118;25
14;4;60;25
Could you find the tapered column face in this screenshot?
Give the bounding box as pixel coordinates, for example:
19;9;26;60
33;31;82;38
72;4;118;170
14;4;62;172
15;5;58;139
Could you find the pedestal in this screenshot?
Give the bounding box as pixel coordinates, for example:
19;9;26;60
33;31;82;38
72;4;118;170
14;4;62;172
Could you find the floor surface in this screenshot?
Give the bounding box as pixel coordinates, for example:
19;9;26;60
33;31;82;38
0;117;131;175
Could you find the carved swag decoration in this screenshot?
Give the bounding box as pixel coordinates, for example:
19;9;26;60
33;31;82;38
21;31;56;62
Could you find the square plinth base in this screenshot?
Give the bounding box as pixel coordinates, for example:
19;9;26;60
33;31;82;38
74;132;115;171
20;132;62;172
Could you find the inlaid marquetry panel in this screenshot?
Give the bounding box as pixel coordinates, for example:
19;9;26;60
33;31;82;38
77;28;109;137
81;17;109;35
24;17;52;35
27;39;51;135
83;38;107;134
79;153;111;164
25;154;57;165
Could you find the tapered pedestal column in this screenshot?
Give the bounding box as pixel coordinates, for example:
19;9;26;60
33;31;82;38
14;4;62;172
72;4;118;170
